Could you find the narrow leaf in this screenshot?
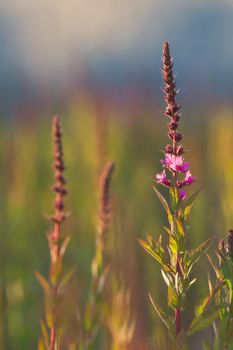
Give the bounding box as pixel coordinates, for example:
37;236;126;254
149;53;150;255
37;339;46;350
187;310;218;336
183;186;203;220
174;217;185;237
188;238;212;271
206;253;220;279
35;271;50;293
60;268;76;290
153;186;173;224
161;269;172;287
149;294;173;330
40;321;49;348
138;239;163;265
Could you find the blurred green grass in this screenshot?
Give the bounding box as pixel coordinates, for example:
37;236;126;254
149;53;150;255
0;102;232;349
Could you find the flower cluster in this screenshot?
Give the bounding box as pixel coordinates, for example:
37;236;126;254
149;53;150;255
155;42;195;200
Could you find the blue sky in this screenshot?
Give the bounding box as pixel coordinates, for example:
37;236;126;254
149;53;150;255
0;0;233;104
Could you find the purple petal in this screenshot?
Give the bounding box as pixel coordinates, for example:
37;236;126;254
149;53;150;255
179;189;186;200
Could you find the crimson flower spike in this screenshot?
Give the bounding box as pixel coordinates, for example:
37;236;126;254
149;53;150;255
155;42;196;201
51;115;68;225
48;115;68;274
38;116;69;350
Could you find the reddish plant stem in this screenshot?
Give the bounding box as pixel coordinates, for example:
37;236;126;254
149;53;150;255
47;116;67;350
50;327;56;350
175;308;181;336
173;171;182;335
163;41;184;337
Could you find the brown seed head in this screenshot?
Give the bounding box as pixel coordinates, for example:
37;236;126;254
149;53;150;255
97;160;115;246
50;116;68;225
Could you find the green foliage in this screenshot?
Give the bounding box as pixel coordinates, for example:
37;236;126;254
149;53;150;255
187;310;218;336
140;176;215;346
153;186;173;224
210;244;233;349
138;235;173;273
181;187;203;221
2;110;233;348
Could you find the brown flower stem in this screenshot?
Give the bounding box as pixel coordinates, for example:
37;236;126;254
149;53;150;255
84;161;115;347
50;327;56;350
175;308;181;336
47;116;68;350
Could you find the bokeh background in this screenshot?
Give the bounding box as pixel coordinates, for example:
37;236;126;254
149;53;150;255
0;1;233;349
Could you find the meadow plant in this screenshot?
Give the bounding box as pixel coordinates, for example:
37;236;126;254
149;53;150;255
139;42;217;347
206;230;233;349
36;116;72;350
82;160;115;348
106;285;135;350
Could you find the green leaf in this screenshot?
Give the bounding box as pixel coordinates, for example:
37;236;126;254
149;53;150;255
174;217;185;237
37;339;46;350
202;341;211;350
195;296;210;317
206;253;220;279
40;321;49;349
60;235;71;257
183;186;203;220
167;284;178;309
51;257;63;285
44;294;53;328
221;256;233;282
153;186;173;224
35;271;50;293
138;238;163;263
149;294;174;331
187;310;219;336
138;237;174;273
187;238;212;273
59;268;76;290
169;235;178;256
169;187;179;210
161;269;172;287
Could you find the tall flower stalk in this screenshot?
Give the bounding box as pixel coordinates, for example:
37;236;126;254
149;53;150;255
139;42;216;346
82;160;115;348
37;116;71;350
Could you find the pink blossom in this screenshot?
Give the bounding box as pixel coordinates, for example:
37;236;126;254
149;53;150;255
155;170;171;187
183;170;195;186
179;189;186;200
161;153;189;173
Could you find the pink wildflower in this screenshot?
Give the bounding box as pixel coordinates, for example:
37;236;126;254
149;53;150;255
155;170;171;187
179;189;186;200
183;170;195;186
161;153;189;173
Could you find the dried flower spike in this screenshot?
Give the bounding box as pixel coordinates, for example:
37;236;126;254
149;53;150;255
48;116;68;269
92;160;115;283
97;160;115;249
37;116;70;350
51;115;68;226
83;160;115;348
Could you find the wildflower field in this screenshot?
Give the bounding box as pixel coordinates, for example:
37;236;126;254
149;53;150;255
1;43;233;349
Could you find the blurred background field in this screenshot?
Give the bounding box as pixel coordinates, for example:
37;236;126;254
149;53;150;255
0;102;233;348
0;0;233;348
